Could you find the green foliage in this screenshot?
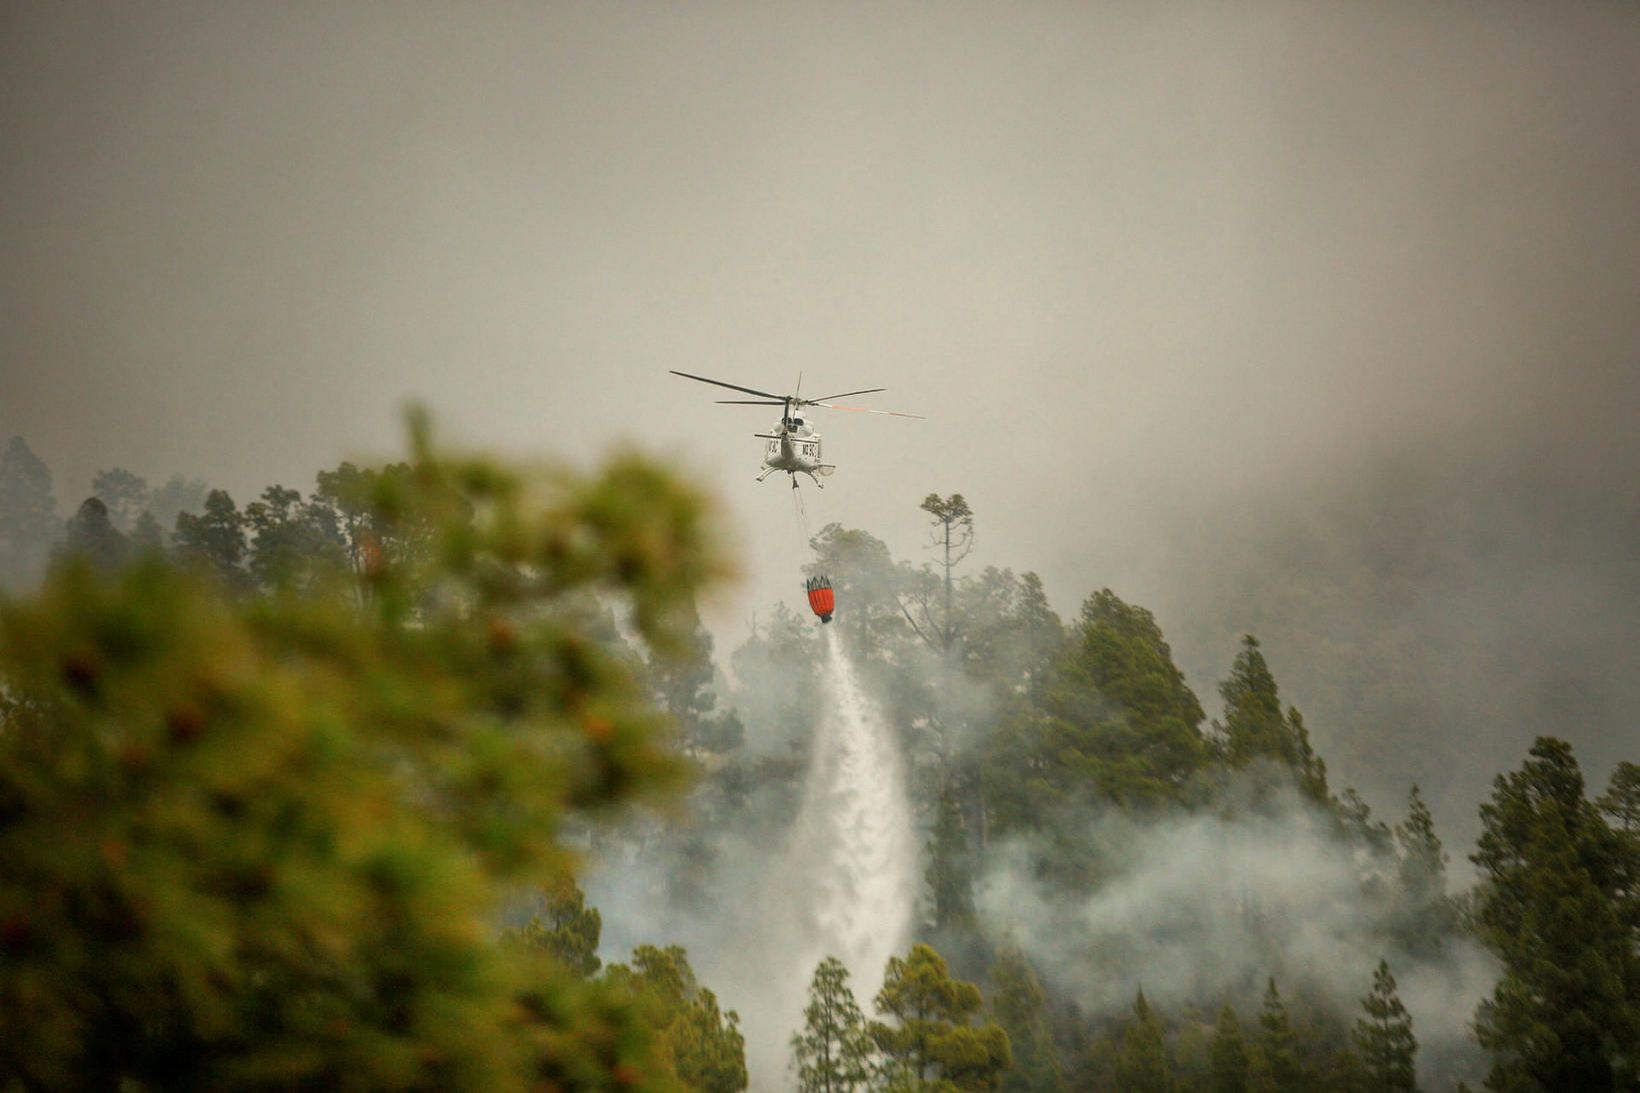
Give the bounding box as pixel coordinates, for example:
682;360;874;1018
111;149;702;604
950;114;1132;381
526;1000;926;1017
917;492;975;657
1392;785;1456;954
1352;960;1418;1093
607;945;748;1091
1217;636;1327;801
0;420;727;1089
792;956;876;1093
988;946;1064;1093
1600;761;1640;914
57;496;131;572
1256;978;1304;1092
1115;990;1173;1093
244;483;349;591
503;879;604;979
648;595;742;756
1337;787;1395;860
1471;737;1639;1092
920;493;974;539
984;589;1209;851
1211;1003;1251;1093
955;568;1064;701
0;435;58;586
173;488;249;589
872;943;1011;1090
925;780;977;934
1598;760;1640;834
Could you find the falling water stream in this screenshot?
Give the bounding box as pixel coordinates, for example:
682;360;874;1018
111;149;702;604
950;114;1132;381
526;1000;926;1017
783;625;915;1028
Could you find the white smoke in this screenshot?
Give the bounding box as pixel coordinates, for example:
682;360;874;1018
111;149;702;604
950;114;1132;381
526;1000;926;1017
976;789;1495;1085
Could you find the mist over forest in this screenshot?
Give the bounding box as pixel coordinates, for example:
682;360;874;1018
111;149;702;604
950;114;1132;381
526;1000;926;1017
3;3;1638;1091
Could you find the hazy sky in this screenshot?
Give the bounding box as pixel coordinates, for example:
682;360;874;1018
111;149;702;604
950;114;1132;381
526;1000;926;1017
5;2;1637;831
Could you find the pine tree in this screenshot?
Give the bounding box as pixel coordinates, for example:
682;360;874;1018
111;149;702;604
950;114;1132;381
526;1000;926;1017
1393;785;1456;953
985;588;1208;836
130;510;166;553
1217;637;1328;802
1352;960;1417;1092
955;568;1064;701
989;945;1065;1092
925;779;976;933
1257;978;1304;1092
503;879;603;978
1471;737;1639;1091
872;943;1011;1090
244;484;348;591
669;986;748;1093
1598;761;1640;909
648;595;741;755
1396;786;1447;905
1283;706;1329;801
1598;761;1640;833
607;944;748;1091
1338;787;1395;860
0;435;58;587
918;492;974;660
1116;989;1173;1093
1219;636;1286;766
57;497;130;572
173;488;248;589
1210;1003;1251;1093
791;956;875;1093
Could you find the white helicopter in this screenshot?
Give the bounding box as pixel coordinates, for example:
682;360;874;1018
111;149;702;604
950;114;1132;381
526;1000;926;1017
670;369;923;488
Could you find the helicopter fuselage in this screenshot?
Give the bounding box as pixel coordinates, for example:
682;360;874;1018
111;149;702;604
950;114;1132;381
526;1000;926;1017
754;415;835;486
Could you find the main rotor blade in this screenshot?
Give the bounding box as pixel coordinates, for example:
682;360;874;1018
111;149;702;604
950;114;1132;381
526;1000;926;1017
808;387;886;402
669;370;787;401
813;401;926;419
716;400;786;405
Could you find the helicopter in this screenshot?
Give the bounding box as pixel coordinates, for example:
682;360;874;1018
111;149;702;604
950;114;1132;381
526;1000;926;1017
669;369;923;489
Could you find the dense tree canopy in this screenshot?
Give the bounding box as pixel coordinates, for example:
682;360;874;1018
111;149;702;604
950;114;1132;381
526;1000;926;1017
2;441;1634;1092
0;421;727;1089
1471;738;1639;1092
872;943;1010;1091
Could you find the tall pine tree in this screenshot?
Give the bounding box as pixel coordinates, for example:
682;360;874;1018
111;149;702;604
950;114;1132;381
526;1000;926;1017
791;957;875;1093
1256;978;1304;1093
1471;737;1639;1091
1352;960;1417;1093
989;945;1065;1093
1394;785;1456;954
1210;1003;1250;1093
1217;636;1327;802
0;436;57;587
173;488;248;590
872;943;1010;1091
1115;989;1173;1093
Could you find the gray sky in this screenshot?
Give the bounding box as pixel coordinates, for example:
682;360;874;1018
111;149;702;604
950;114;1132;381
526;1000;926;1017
4;2;1638;834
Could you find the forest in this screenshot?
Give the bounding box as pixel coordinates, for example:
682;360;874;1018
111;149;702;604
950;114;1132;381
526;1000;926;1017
1;426;1637;1093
